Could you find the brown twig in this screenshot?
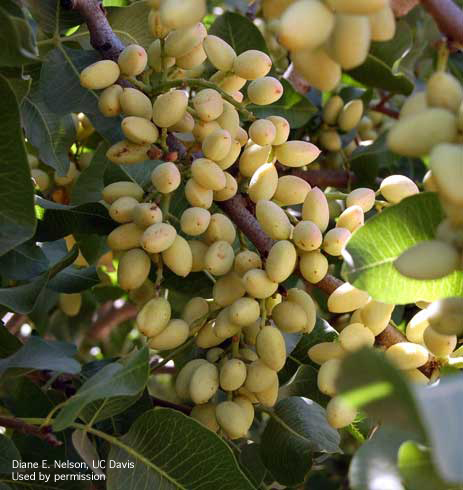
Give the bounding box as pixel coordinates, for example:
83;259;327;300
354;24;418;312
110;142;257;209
314;275;344;294
279;167;354;190
87;302;138;341
5;313;27;334
284;63;311;94
0;416;62;447
218;194;275;258
62;0;125;60
420;0;463;44
221;193;436;377
311;272;435;377
372;105;400;120
392;0;420;16
372;94;399;120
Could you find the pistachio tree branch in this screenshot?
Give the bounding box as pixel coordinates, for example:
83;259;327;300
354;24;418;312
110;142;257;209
87;301;138;341
4;313;27;333
391;0;420;16
62;0;125;60
284;63;311;94
217;194;275;257
0;416;62;447
284;167;354;190
306;265;435;377
420;0;463;44
220;193;436;377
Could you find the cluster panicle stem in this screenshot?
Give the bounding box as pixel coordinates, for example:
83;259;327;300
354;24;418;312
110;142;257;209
221;194;436;378
151;78;256;121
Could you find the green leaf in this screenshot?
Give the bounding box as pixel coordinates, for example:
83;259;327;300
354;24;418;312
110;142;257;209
0;1;39;66
397;441;461;490
28;288;59;336
4;76;32;104
35;196;115;242
53;347;149;431
23;0;84;34
209;11;268;55
71;430;105;476
1;377;58;418
0;327;22;358
342;193;463;303
39;241;100;292
104;0;130;5
337;349;425;437
73;233;109;265
415;376;463;483
39;47;123;143
0;243;78;313
349;133;398;187
117;160;163;188
0;75;36;257
106;408;257;490
0;241;49;280
163;270;214;316
248;79;316;129
40;47;99;115
48;265;99;293
0;435;21;473
260;397;340;486
349;426;407;490
370;21;413;68
21;87;76;175
278;364;330;407
449;52;463;85
80;394;143;426
239;443;267;488
279;317;338;385
347;54;414;95
0;274;49;314
71;144;110;205
75;2;153;50
0;336;81;376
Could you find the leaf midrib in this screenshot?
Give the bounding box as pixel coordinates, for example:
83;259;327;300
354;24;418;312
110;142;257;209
91;423;188;490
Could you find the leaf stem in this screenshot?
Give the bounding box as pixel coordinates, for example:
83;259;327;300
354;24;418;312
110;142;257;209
150;336;196;373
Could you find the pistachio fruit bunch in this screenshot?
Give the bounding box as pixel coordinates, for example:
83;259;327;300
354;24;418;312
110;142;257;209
388;70;463;281
319;95;364;152
274;0;396;91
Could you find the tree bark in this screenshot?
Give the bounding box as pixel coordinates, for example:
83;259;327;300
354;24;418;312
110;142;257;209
284;168;354;190
218;194;275;258
87;302;138;341
421;0;463;44
0;416;62;447
62;0;125;60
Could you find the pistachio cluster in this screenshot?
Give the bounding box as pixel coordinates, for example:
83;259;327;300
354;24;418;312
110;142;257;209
388;70;463;280
53;0;461;438
272;0;396;91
